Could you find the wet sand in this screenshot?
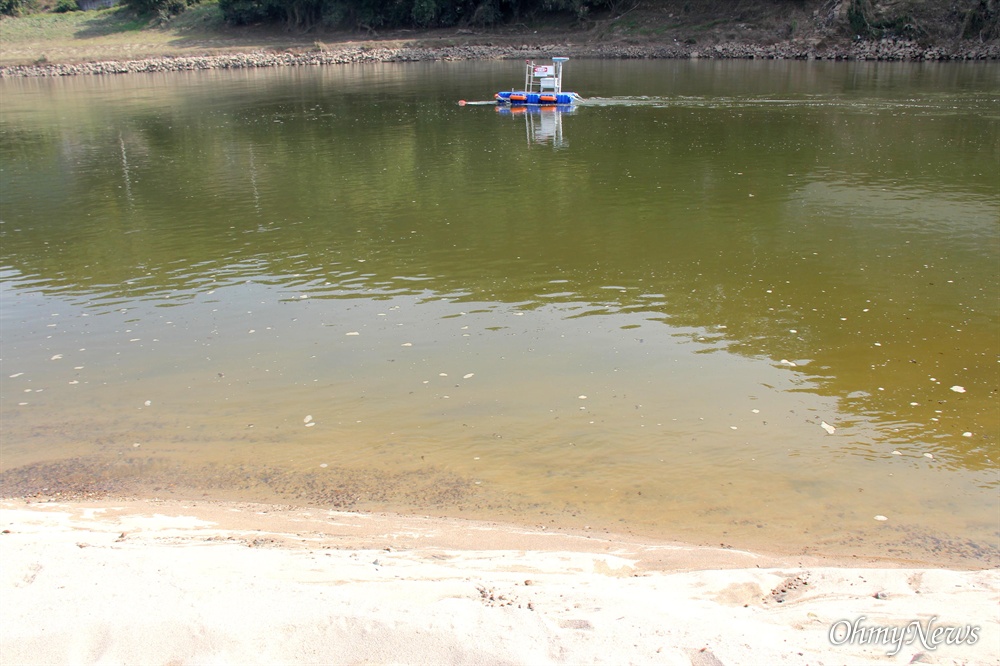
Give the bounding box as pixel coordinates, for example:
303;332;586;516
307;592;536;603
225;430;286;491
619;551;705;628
1;498;997;665
3;452;998;570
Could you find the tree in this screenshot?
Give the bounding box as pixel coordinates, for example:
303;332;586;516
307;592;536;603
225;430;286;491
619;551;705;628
121;0;192;19
0;0;30;16
217;0;615;32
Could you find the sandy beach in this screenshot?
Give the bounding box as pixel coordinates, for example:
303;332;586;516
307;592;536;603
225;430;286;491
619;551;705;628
1;498;996;665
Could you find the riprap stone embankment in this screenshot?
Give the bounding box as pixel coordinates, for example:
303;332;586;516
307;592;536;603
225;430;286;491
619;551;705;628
2;39;997;77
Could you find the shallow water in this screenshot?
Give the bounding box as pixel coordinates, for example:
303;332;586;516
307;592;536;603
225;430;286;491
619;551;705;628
1;60;997;565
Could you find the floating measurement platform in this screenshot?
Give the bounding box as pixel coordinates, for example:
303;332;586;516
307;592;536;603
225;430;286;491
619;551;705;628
494;57;582;107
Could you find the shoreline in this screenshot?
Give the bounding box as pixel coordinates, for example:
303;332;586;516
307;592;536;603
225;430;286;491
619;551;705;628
4;451;997;572
2;497;998;664
2;38;999;78
3;446;997;571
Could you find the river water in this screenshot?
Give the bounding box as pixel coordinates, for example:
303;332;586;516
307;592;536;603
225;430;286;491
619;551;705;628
1;60;997;565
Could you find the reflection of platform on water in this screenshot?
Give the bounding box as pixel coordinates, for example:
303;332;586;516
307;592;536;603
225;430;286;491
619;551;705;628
496;105;575;148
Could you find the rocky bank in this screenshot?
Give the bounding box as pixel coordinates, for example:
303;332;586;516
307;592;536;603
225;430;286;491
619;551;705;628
2;37;998;77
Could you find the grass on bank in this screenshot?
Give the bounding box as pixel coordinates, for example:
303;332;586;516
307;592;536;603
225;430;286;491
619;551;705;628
0;2;622;66
0;1;323;64
1;1;217;42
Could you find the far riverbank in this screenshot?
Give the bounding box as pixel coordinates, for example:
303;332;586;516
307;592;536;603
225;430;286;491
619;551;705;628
2;37;999;77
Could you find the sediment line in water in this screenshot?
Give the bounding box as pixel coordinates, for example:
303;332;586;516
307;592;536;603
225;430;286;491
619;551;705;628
2;39;998;77
0;455;488;512
1;456;996;568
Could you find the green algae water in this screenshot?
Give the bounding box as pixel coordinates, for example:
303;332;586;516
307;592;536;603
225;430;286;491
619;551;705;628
1;60;997;566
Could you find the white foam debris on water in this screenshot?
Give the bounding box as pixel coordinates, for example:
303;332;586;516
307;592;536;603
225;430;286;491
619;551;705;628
892;450;902;455
346;331;360;336
821;421;836;435
133;443;141;448
910;402;920;406
950;385;966;393
401;342;413;347
305;422;316;427
319;463;328;468
874;515;888;521
751;409;760;414
963;432;973;437
9;373;23;378
304;415;313;424
463;373;475;379
780;359;796;367
50;354;62;360
144;400;152;406
578;395;587;400
439;373;448;377
924;453;934;459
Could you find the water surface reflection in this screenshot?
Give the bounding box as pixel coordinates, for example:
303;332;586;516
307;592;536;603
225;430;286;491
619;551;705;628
1;61;997;565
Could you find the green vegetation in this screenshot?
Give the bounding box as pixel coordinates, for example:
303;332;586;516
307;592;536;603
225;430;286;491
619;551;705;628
42;3;224;33
960;0;999;40
212;0;617;32
847;0;924;39
845;0;998;41
0;5;165;41
1;0;28;16
0;1;235;65
0;0;995;67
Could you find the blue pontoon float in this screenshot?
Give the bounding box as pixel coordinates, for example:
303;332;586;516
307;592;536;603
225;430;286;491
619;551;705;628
495;57;582;106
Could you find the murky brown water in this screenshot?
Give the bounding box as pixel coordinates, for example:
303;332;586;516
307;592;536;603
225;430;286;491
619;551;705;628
1;60;997;566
